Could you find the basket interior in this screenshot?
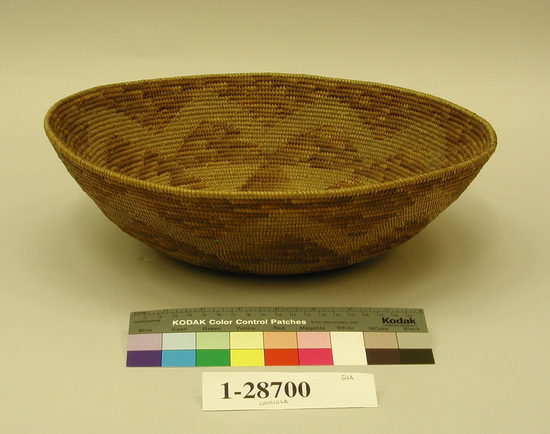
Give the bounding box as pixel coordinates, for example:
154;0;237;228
49;75;494;192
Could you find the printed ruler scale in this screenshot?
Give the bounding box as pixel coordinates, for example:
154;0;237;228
126;307;434;367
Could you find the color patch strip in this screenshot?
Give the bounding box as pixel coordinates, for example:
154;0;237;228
126;331;434;367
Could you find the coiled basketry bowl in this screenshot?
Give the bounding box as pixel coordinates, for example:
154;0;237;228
45;73;496;274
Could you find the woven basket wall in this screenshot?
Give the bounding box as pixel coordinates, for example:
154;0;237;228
45;73;497;274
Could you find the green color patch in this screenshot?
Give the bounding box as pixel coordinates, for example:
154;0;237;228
196;349;230;367
196;332;230;349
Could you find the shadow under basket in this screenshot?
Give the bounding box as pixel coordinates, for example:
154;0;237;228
44;73;497;274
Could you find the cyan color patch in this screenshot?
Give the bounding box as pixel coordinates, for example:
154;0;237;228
162;332;195;350
161;350;196;367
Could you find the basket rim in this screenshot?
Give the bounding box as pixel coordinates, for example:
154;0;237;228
44;72;497;200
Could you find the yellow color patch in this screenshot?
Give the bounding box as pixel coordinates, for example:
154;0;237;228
230;332;264;349
230;349;265;366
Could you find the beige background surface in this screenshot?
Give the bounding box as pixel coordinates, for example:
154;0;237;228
1;1;549;432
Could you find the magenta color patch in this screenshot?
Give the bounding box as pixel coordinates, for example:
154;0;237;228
296;332;331;348
298;348;333;365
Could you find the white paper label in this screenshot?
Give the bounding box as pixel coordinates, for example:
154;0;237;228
202;371;378;411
